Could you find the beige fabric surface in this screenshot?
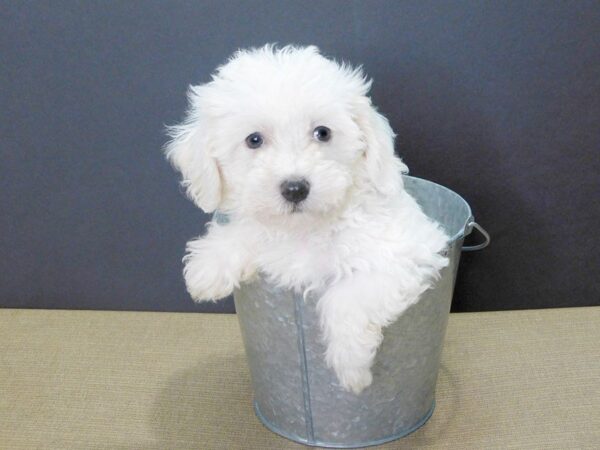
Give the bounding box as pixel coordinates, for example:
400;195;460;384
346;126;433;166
0;307;598;450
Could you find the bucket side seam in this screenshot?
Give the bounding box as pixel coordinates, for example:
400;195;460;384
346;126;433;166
294;294;315;443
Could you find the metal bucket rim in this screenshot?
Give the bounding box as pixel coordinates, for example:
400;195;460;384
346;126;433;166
254;400;436;448
402;174;474;243
215;175;475;243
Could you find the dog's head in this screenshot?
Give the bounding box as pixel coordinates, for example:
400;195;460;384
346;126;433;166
165;45;408;224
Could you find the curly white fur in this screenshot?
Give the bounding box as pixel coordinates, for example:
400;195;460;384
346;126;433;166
165;45;449;394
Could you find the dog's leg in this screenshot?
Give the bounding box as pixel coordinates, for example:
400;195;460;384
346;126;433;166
317;272;425;394
183;223;255;302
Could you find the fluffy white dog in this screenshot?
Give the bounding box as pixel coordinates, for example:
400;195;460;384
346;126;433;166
165;45;448;394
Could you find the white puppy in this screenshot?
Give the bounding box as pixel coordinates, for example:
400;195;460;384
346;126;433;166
165;45;448;394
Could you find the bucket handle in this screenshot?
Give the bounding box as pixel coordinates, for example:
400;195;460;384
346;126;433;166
462;222;490;252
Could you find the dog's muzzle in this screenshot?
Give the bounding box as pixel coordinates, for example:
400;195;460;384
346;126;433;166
280;179;310;204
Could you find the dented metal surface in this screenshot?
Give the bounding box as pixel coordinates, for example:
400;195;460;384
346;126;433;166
233;176;481;447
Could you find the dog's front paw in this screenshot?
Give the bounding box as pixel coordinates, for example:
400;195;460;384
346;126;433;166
325;341;376;394
182;244;239;302
183;257;236;302
336;365;373;394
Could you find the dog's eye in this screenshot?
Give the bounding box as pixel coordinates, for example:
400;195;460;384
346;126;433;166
245;132;264;149
313;126;331;142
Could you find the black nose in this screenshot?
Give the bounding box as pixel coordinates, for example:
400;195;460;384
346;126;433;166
280;179;310;204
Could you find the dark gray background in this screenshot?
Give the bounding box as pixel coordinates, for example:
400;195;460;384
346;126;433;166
2;0;599;313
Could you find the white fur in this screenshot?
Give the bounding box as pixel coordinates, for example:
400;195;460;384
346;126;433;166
165;45;449;394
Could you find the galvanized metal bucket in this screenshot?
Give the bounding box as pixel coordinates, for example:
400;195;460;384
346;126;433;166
232;175;489;448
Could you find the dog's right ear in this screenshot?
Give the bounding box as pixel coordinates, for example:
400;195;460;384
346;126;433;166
164;86;222;213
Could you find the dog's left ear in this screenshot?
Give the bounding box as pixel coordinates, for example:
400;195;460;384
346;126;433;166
354;97;408;195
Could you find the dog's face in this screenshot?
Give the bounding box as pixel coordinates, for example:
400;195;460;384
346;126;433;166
166;45;407;225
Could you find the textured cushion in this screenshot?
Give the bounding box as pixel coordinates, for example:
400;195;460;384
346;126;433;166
1;307;598;449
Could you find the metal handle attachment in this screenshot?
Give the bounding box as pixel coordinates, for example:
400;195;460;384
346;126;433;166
462;222;490;252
